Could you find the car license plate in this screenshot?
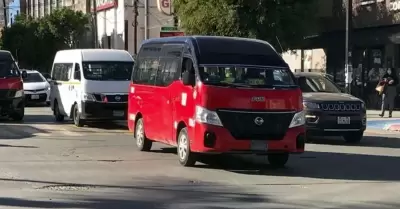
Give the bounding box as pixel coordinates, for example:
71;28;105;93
337;116;350;124
31;95;40;100
250;140;267;151
113;110;124;117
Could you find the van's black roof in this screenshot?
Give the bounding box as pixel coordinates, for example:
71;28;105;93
142;36;287;67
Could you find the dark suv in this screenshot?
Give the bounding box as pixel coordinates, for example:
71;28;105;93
295;72;366;143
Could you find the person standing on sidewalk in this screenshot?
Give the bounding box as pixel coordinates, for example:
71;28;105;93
379;68;399;118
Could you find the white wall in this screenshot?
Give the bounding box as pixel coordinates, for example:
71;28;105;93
282;48;327;73
96;0;125;49
96;0;179;54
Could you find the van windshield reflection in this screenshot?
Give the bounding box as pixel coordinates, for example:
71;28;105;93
198;65;297;89
82;61;134;81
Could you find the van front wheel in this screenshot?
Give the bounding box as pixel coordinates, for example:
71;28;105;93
72;104;84;127
177;127;197;167
53;101;64;122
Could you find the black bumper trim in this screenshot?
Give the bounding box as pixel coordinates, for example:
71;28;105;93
81;101;127;121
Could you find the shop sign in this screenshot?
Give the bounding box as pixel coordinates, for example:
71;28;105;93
157;0;173;16
95;0;117;11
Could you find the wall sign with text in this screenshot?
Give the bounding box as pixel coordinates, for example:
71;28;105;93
94;0;118;11
157;0;173;16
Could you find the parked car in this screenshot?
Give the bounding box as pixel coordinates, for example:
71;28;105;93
0;50;27;121
295;72;366;143
22;70;51;106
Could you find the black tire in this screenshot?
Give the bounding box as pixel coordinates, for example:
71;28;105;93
343;131;364;144
10;108;24;122
53;101;64;122
177;127;197;167
135;118;152;151
46;101;51;107
72;104;84;127
268;153;289;168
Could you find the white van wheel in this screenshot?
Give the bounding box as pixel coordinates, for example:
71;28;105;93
73;104;84;127
54;101;64;122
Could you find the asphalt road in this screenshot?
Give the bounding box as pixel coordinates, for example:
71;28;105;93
0;107;399;208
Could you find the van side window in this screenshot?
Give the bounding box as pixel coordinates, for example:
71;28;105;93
135;58;159;85
52;63;73;81
132;43;162;85
157;45;183;86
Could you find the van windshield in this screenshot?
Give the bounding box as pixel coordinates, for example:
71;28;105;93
198;65;297;88
82;61;134;81
0;61;20;78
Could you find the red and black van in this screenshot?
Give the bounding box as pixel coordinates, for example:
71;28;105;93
128;36;305;167
0;50;27;121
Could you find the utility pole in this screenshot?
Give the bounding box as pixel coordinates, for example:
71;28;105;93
2;0;7;27
144;0;148;39
133;0;138;54
92;0;98;48
345;0;353;94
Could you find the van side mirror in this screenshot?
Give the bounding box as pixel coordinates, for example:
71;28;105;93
74;71;81;80
21;70;28;79
46;78;52;82
182;71;195;86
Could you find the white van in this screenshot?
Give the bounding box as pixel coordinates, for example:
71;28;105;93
49;49;134;127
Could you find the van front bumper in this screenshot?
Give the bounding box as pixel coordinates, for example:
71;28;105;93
190;123;305;154
80;101;127;121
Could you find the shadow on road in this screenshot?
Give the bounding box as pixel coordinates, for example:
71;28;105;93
310;135;400;149
199;151;400;182
0;177;398;208
0;144;37;148
0;124;50;140
0;177;272;209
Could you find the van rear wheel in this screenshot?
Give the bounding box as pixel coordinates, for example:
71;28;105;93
177;127;197;167
72;104;84;127
53;101;64;122
135;118;152;151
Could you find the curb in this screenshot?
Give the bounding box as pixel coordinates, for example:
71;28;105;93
384;124;400;131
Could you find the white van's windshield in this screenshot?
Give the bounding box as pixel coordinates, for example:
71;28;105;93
198;65;297;88
82;61;134;81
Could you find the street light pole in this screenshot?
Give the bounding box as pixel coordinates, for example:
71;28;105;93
345;0;353;94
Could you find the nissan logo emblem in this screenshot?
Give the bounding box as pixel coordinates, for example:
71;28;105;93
115;96;121;101
254;117;264;126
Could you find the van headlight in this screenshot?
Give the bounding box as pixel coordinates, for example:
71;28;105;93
15;90;24;98
289;110;305;128
82;93;96;101
195;106;223;126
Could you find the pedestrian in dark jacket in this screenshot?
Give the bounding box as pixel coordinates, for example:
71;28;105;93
379;68;399;117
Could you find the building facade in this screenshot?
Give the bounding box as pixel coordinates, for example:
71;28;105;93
95;0;181;54
302;0;400;108
25;0;88;18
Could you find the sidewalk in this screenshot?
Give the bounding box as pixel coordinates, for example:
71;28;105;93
367;110;400;131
